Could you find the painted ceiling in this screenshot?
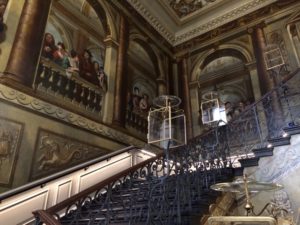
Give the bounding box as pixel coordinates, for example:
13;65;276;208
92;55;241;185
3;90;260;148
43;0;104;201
127;0;278;46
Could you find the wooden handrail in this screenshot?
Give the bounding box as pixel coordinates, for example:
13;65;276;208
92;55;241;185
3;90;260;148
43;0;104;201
33;210;61;225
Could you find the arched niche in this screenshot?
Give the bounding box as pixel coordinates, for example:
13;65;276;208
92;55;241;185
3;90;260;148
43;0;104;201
58;0;116;39
190;47;254;135
191;45;252;82
127;35;159;112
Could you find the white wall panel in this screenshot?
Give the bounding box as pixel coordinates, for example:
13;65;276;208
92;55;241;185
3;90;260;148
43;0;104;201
55;180;72;205
78;156;132;191
0;151;148;225
0;190;49;225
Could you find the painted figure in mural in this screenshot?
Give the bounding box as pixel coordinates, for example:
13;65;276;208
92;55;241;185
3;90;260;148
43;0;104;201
94;61;107;92
0;0;7;34
233;101;245;118
127;91;134;111
42;33;57;60
267;190;294;224
132;86;141;111
139;93;150;112
53;42;70;69
225;101;234;122
68;49;79;72
79;49;98;84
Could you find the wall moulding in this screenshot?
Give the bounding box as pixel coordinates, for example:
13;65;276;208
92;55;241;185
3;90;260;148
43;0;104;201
0;84;145;148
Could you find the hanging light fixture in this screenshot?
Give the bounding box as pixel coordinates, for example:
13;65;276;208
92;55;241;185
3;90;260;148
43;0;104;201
147;95;186;149
201;89;226;126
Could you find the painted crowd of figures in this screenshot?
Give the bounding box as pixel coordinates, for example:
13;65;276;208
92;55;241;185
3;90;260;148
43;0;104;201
42;33;107;92
127;87;151;115
225;100;252;122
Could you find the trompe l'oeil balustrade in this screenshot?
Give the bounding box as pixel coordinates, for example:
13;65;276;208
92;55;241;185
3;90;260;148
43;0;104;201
126;109;148;134
34;58;105;116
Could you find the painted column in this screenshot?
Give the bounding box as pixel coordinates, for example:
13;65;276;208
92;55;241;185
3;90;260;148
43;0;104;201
246;62;262;102
250;24;273;94
112;15;129;127
2;0;52;86
178;56;193;140
102;37;118;124
171;60;179;96
157;78;167;96
156;55;167;96
167;58;175;95
190;83;201;136
250;24;284;136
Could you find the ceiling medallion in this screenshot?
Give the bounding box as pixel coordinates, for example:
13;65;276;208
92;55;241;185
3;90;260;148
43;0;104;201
168;0;219;18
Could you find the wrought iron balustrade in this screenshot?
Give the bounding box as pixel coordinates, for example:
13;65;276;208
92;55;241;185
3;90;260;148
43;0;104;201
32;69;300;225
34;58;105;115
33;141;234;225
190;69;300;165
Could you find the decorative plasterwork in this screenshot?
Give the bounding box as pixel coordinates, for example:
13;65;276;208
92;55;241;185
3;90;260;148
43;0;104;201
0;84;145;148
174;0;276;44
127;0;277;46
30;129;109;180
161;0;224;23
127;0;175;44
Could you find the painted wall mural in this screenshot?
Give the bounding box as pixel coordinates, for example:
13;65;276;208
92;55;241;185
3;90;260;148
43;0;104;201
41;33;107;91
266;29;290;75
40;2;107;92
168;0;219;18
201;56;243;74
30;129;109;181
0;116;23;187
127;81;157;118
0;0;8;49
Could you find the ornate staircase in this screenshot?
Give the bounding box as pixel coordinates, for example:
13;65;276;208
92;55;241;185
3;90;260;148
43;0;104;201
33;69;300;225
34;149;237;225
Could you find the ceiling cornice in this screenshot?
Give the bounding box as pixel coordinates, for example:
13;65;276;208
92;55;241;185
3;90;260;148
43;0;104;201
158;0;231;25
174;0;277;45
127;0;175;44
127;0;277;46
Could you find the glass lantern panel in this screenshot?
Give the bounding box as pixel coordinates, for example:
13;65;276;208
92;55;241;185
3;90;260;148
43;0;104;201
201;99;224;124
148;106;186;149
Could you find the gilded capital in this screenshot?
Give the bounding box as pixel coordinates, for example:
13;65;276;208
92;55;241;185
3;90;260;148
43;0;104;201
104;37;119;48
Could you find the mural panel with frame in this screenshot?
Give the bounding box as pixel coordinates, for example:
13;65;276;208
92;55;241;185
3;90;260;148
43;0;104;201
0;116;24;187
